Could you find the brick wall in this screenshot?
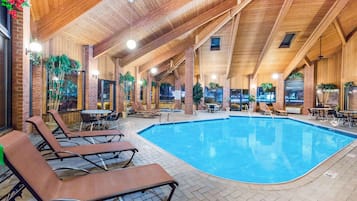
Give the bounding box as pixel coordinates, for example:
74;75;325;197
32;65;43;116
184;46;194;114
83;45;98;109
11;8;31;132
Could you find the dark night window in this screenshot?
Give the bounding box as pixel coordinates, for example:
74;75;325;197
210;37;221;51
279;33;296;48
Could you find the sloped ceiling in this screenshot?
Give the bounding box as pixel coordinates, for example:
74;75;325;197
30;0;357;80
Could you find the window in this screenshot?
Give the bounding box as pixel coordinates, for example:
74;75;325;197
97;79;116;110
210;37;221;51
0;7;11;131
285;80;304;106
279;32;296;48
256;87;276;103
159;83;174;102
204;87;223;104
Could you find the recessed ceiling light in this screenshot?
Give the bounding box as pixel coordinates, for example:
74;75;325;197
272;73;279;80
150;67;158;74
128;0;135;3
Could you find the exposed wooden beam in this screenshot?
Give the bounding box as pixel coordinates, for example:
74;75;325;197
139;37;194;73
156;54;185;81
36;0;102;41
93;0;192;58
252;0;293;80
333;18;346;45
283;0;350;79
304;56;312;67
225;14;241;78
120;0;237;67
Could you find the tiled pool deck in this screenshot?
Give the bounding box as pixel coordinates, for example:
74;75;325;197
1;111;356;201
117;111;357;201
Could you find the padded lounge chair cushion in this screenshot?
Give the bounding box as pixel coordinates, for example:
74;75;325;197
0;131;177;201
48;109;124;138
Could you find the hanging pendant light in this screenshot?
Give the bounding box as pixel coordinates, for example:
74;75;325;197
318;36;324;60
126;0;136;50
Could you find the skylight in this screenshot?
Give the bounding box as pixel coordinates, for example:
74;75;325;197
279;33;296;48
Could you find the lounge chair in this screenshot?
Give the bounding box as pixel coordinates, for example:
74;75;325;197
0;130;178;201
26;116;138;170
259;102;273;115
272;103;288;116
48;109;124;143
132;102;161;117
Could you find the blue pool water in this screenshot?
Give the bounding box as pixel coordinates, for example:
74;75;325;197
140;116;355;184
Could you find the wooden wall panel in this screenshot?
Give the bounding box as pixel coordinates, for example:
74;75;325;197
342;33;357;83
230;75;249;89
316;52;342;87
257;73;278;86
46;35;83;65
98;55;115;80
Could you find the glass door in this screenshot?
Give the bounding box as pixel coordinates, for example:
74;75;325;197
97;79;116;110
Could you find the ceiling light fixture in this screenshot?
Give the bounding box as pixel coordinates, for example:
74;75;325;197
150;67;158;74
211;74;217;80
318;36;324;60
272;73;279;80
126;0;136;50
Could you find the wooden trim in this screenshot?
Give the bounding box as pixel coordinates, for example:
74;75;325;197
333;18;346;45
252;0;293;79
93;0;192;58
120;0;237;67
283;0;350;79
225;14;241;78
138;37;194;73
35;0;102;41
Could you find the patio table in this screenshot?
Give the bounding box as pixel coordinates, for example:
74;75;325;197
339;110;357;128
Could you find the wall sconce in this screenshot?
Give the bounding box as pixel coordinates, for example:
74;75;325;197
26;41;42;55
92;70;99;79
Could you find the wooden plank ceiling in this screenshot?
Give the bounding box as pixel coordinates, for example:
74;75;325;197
30;0;357;80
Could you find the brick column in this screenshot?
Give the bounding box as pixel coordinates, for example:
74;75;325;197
276;73;285;109
115;58;124;112
32;65;43;116
223;78;230;110
146;74;152;109
303;62;316;115
83;45;98;109
12;7;31;132
184;46;194;114
134;66;141;103
155;81;160;109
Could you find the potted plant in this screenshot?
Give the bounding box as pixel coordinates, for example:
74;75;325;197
260;83;273;92
119;72;135;117
193;82;203;110
45;54;81;111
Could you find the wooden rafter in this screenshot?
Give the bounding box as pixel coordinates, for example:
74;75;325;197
252;0;293;80
35;0;102;41
120;0;237;67
93;0;192;58
333;18;346;45
138;37;194;73
283;0;350;79
156;54;185;81
225;13;241;78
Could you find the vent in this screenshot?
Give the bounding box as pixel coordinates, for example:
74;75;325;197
210;37;221;51
279;33;296;48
